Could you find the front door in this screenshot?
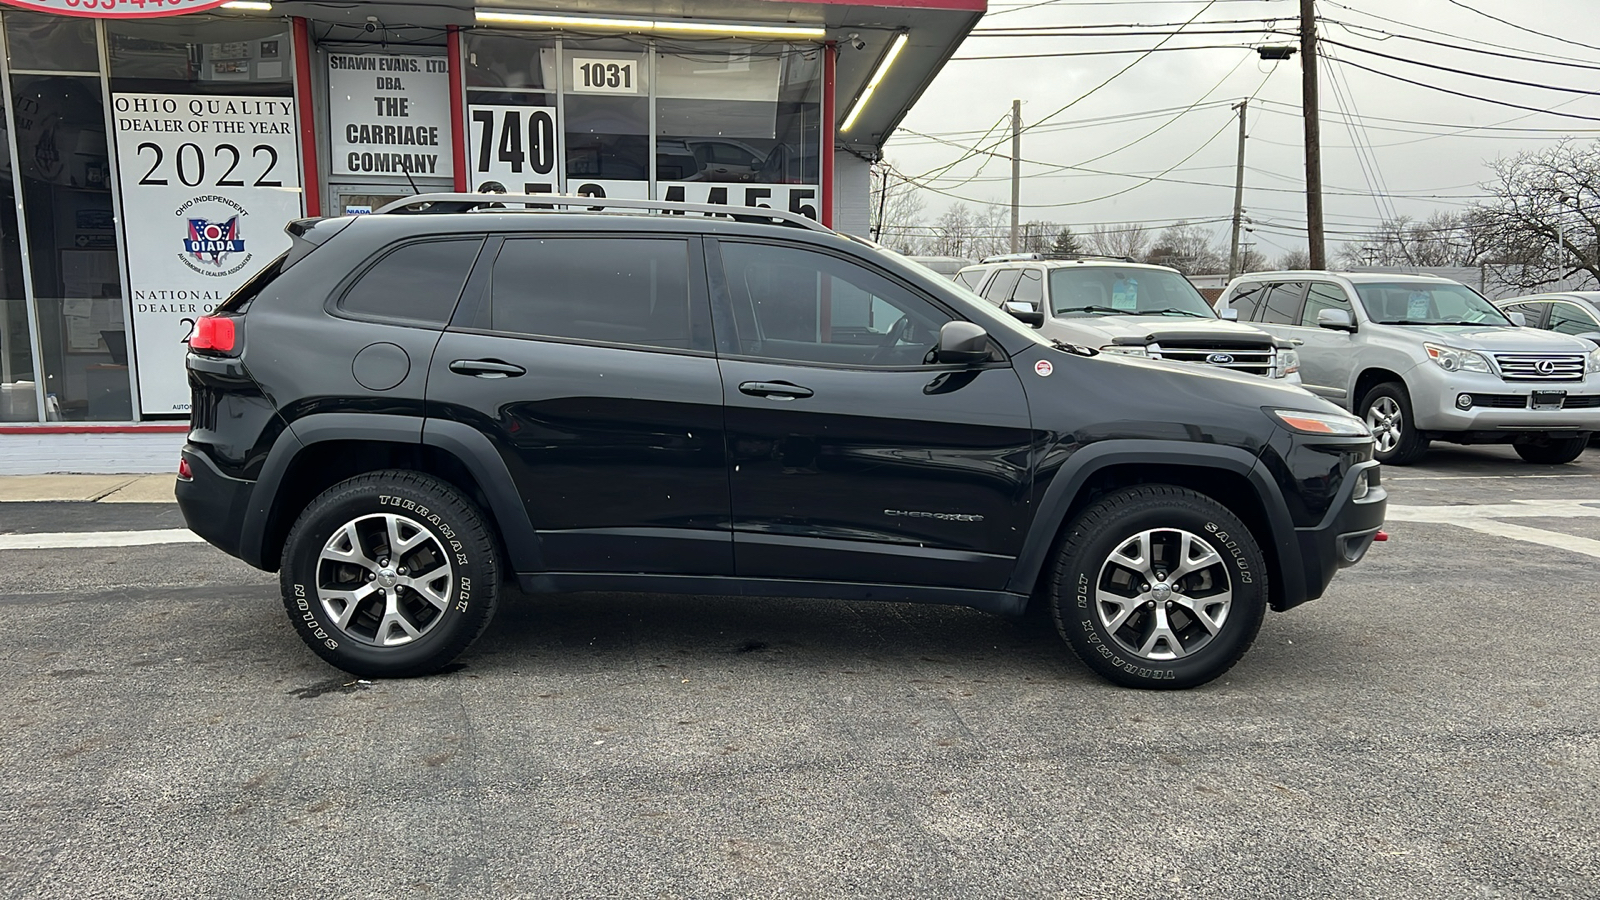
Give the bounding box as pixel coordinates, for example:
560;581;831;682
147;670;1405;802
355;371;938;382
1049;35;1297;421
1285;281;1359;403
427;233;731;575
708;239;1035;590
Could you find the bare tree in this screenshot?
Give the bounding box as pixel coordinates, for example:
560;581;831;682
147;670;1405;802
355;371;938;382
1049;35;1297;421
927;203;977;257
1084;222;1151;259
1275;248;1312;270
1017;221;1058;254
870;164;926;254
1146;221;1225;275
1334;212;1490;269
1474;140;1600;290
1236;246;1270;273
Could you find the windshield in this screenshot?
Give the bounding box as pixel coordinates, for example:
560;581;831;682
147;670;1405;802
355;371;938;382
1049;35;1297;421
1048;267;1216;318
1353;281;1511;326
857;238;1054;345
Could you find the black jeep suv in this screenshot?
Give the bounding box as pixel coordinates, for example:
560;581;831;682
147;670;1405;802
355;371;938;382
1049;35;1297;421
176;194;1386;689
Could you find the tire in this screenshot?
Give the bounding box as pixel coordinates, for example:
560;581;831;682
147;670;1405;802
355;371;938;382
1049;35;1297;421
1514;435;1588;465
1049;485;1268;690
279;470;501;678
1360;382;1429;465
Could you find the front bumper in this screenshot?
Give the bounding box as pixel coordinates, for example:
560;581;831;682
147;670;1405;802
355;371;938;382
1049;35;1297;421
175;444;256;560
1288;459;1387;609
1408;364;1600;433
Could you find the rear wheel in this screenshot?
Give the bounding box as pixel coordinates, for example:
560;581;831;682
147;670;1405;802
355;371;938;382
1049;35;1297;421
1049;485;1268;689
1514;435;1589;464
1361;382;1429;465
279;470;500;678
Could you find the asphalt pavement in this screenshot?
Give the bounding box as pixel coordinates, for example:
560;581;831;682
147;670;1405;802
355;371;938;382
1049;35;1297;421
1;444;1596;899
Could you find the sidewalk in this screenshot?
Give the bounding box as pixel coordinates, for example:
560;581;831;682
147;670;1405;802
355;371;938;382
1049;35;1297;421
0;474;176;503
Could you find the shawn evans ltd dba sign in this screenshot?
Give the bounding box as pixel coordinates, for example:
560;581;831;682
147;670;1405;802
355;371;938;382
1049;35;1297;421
113;93;302;415
0;0;231;17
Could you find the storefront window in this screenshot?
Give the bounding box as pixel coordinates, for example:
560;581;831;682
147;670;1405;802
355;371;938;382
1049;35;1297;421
0;89;32;421
5;11;97;73
563;37;649;193
11;73;127;421
465;33;556;195
655;43;820;185
107;18;294;93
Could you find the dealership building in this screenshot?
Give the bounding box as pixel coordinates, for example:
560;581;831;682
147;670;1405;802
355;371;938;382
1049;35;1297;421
0;0;980;468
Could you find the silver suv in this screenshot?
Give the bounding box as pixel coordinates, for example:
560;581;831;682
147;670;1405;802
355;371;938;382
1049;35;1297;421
1219;271;1600;465
957;255;1301;382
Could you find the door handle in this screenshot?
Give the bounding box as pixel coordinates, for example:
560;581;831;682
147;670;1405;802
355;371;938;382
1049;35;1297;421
449;358;526;378
738;380;814;400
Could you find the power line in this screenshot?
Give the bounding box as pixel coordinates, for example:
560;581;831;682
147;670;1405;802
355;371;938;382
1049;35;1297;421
1442;0;1600;55
1328;55;1600;123
953;43;1264;61
1319;1;1598;66
1321;36;1600;98
1322;19;1600;74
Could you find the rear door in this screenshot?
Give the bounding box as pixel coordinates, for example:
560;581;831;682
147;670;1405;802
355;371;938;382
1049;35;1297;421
708;238;1034;590
426;232;731;575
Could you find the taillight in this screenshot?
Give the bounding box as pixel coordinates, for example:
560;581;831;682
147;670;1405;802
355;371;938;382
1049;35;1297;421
190;316;237;354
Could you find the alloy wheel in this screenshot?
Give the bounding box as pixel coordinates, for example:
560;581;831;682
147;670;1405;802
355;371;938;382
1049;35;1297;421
1094;528;1233;661
1366;396;1403;454
316;513;454;647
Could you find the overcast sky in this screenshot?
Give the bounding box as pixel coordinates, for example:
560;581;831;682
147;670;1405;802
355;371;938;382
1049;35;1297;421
884;0;1600;259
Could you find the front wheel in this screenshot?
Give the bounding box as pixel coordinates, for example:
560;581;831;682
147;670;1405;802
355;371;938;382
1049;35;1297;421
1361;382;1429;465
279;470;501;678
1514;435;1589;464
1049;485;1268;689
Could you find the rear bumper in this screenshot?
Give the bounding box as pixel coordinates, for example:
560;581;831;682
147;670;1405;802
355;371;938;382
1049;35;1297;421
175;444;255;561
1287;459;1387;609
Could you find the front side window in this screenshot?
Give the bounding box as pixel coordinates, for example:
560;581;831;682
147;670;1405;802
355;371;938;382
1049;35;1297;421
955;269;985;290
719;242;952;367
1502;301;1547;328
1049;267;1213;318
1299;282;1352;326
1259;282;1306;325
1012;269;1044;306
982;269;1022;305
1227;283;1266;321
1353;281;1510;326
489;238;692;349
1548;302;1600;336
342;240;482;325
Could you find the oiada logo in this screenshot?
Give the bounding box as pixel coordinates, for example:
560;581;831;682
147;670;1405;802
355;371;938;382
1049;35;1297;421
185;216;243;264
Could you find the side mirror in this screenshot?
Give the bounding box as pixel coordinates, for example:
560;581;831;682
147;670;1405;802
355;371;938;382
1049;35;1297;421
936;321;992;365
1317;308;1357;331
1506;311;1528;327
1002;301;1045;328
1219;307;1239;320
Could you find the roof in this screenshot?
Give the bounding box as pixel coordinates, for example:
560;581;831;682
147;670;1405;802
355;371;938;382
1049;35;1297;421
1232;270;1467;284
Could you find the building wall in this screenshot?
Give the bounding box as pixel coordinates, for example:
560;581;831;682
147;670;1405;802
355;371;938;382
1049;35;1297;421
833;150;871;238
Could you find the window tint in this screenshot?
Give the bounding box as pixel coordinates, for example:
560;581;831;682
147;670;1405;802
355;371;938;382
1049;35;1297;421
490;238;691;349
955;270;985;290
1227;283;1266;320
1299;282;1352;326
1504;301;1547;328
1012;268;1044;305
1548;302;1600;336
719;242;953;367
983;269;1022;305
342;240;482;325
1259;282;1306;325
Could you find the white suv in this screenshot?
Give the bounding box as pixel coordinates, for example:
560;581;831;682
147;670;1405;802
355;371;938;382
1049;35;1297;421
957;256;1301;382
1219;271;1600;464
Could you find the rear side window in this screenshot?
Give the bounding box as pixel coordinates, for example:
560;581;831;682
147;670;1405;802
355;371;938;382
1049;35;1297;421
1259;282;1306;325
489;237;692;350
341;239;481;325
1548;302;1600;335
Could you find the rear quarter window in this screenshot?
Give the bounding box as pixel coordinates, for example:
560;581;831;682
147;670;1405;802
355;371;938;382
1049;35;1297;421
339;239;483;326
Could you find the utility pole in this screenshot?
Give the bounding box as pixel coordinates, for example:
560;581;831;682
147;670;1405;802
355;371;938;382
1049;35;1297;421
1010;99;1021;254
1301;0;1325;268
1227;98;1248;280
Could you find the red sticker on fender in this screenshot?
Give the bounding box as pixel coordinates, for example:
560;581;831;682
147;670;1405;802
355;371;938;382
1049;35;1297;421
1035;359;1053;377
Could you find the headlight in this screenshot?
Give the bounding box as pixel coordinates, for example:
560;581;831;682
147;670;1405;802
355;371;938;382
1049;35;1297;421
1424;342;1491;374
1099;345;1148;357
1587;347;1600;374
1267;408;1371;437
1273;347;1300;379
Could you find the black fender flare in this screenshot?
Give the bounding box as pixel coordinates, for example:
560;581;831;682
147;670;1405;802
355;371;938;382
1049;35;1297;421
237;413;540;572
1003;440;1306;607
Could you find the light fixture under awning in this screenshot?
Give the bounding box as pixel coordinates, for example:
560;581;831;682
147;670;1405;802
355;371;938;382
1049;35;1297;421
475;10;825;41
840;32;908;133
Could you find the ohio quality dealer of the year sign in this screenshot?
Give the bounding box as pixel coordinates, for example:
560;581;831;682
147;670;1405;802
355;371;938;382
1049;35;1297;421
112;93;303;415
0;0;230;17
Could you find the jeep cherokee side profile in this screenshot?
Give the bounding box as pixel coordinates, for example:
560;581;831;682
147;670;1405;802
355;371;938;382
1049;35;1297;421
176;195;1386;690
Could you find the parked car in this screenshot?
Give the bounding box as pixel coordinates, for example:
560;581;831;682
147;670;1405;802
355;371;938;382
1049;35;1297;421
176;194;1385;690
1218;271;1600;465
957;255;1302;382
1495;292;1600;346
905;255;976;280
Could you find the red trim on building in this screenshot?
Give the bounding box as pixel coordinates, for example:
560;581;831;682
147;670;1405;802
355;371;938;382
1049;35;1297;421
447;26;470;192
292;18;322;217
759;0;986;9
0;425;188;435
822;43;836;229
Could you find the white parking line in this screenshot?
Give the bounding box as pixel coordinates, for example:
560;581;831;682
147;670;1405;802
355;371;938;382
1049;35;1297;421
1386;500;1600;560
0;529;204;551
1384;473;1597;481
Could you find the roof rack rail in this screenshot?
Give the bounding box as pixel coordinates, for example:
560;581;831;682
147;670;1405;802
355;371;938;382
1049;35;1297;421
979;252;1138;264
373;192;832;233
